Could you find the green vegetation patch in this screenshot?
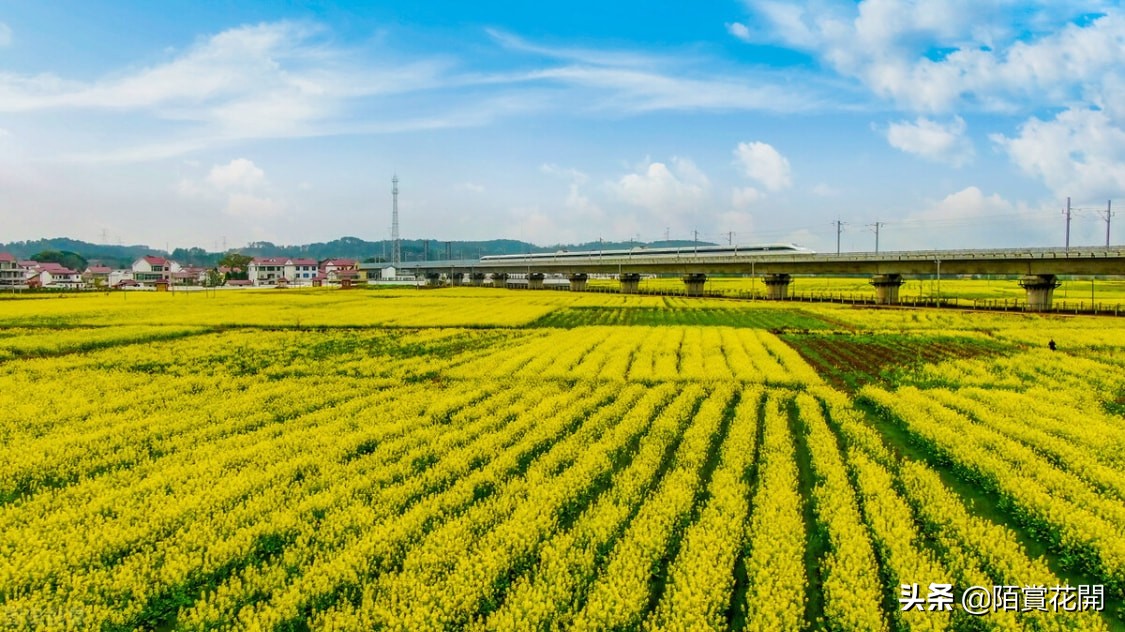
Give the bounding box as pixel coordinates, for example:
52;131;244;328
528;306;836;329
781;332;1018;392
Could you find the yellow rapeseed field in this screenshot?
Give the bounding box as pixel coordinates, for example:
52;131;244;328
1;287;1122;630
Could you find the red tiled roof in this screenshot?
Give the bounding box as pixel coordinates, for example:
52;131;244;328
289;258;317;265
252;256;288;265
85;265;112;274
0;253;15;262
227;279;254;286
143;255;169;265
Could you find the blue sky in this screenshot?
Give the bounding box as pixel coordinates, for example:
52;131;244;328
1;1;1122;252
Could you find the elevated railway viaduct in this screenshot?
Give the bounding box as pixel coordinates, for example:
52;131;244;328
393;247;1125;311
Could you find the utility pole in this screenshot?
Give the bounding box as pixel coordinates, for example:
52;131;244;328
664;227;670;242
1063;196;1072;252
423;240;429;261
867;221;884;253
445;241;451;260
726;231;735;246
1099;200;1114;248
832;218;846;255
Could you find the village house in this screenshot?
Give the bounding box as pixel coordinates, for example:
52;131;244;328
172;266;207;286
82;265;113;288
27;262;85;289
0;253;23;287
109;269;135;287
246;257;319;287
286;258;318;285
247;257;287;286
321;258;359;285
131;255;181;286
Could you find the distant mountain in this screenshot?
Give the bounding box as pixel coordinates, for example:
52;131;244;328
0;238;160;269
0;236;718;269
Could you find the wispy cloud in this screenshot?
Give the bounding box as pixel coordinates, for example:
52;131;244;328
1;21;461;161
3;20;849;163
489;27;845;113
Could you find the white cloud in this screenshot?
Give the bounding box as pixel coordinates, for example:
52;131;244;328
886;116;973;166
733;141;791;191
731;186;763;209
992;108;1125;200
540;163;588;184
895;186;1059;248
611;157;709;213
0;22;455;160
911;186;1014;222
528;65;817;113
542;163;602;219
206;158;265;190
224;192;283;219
738;2;1125;113
0;21;838;165
177;157;284;221
0;22;11;47
458;182;485;193
726;22;752;42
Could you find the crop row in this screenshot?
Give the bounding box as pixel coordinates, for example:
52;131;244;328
2;318;1120;629
863;386;1125;602
448;326;823;385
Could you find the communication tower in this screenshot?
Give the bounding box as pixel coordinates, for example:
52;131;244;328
391;175;401;267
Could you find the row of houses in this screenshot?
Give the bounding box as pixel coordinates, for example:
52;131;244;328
245;257;360;287
0;254;366;289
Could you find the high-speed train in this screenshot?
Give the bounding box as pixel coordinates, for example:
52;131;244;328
479;243;813;261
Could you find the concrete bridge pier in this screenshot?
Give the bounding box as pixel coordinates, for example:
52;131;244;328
763;274;791;300
470;272;486;287
1020;274;1060;311
682;273;706;297
871;274;905;305
527;272;545;290
619;272;642;294
423;272;442;287
450;272;464;286
568;273;588;291
492;272;509;288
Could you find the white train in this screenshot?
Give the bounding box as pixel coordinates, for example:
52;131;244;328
479;243;812;261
